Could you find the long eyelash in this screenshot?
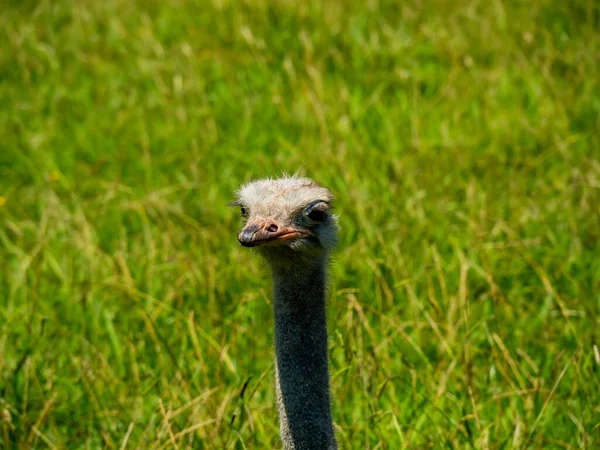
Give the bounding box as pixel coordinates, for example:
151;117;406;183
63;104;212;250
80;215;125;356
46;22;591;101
305;199;328;210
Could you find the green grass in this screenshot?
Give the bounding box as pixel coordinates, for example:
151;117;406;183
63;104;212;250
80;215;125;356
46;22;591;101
1;0;599;448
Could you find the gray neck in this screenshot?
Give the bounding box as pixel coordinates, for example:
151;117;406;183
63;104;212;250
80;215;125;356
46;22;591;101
271;258;337;450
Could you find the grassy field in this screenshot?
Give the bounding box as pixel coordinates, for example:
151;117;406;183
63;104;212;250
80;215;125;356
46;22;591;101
1;0;599;448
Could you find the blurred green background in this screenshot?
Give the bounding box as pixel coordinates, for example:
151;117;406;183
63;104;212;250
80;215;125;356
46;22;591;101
1;0;599;448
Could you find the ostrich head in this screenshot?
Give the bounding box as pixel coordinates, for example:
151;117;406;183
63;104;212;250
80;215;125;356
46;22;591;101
233;175;338;268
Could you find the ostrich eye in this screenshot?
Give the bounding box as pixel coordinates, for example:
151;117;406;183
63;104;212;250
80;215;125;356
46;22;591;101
240;206;248;217
307;208;326;222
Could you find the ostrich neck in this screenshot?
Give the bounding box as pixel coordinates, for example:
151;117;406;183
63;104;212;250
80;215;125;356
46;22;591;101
272;259;337;450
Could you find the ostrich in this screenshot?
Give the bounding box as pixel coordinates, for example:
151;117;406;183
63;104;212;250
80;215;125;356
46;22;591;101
233;175;338;450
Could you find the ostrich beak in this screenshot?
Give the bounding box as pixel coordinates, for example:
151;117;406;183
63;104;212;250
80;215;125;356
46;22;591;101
237;219;307;247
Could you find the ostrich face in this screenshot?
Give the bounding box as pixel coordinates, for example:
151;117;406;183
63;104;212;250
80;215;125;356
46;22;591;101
233;176;338;258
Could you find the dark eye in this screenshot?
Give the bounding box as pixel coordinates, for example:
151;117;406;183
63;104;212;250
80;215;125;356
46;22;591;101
307;209;325;222
240;206;248;217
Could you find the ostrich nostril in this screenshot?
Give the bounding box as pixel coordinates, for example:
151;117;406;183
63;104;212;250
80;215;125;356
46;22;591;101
267;223;278;233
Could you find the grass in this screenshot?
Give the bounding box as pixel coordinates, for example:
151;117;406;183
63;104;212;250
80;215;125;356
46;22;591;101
1;0;599;448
